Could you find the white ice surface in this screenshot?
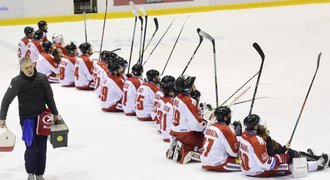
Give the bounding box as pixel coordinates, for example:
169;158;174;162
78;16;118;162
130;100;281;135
1;3;330;180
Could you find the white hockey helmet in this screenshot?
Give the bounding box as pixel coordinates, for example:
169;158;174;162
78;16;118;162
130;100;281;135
52;33;64;44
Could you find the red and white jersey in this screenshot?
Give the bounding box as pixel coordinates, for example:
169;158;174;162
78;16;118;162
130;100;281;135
93;61;108;97
59;55;76;87
122;76;143;115
18;37;31;59
135;82;159;120
152;91;164;130
170;93;205;133
100;74;124;111
159;96;174;142
25;40;44;62
74;55;94;89
238;131;276;176
54;43;66;56
35;53;59;83
201;123;239;167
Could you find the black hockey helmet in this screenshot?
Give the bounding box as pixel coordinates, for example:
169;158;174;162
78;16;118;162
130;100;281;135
214;106;232;125
244;114;260;131
132;63;143;76
24;26;34;37
175;75;196;93
34;30;44;40
79;42;92;54
108;58;121;74
160;75;176;96
42;41;53;53
65;42;77;55
146;69;160;82
116;57;128;68
38;20;48;33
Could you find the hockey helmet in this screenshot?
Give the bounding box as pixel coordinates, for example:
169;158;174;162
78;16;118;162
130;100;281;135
24;26;34;37
160;75;176;96
116;57;128;68
175;75;196;93
34;30;44;40
131;63;143;76
42;41;53;53
108;58;121;74
214;106;232;125
38;20;48;33
146;69;160;82
243;114;260;131
52;33;64;44
65;42;77;55
79;42;92;55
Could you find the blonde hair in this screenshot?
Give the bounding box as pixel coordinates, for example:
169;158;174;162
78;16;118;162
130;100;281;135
19;57;33;66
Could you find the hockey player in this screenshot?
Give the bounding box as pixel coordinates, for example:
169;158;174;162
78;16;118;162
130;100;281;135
59;42;77;87
117;57;128;81
100;58;124;112
74;42;94;90
158;76;176;142
152;76;175;133
38;20;48;43
135;69;160;121
25;30;44;62
122;63;144;116
35;41;60;83
93;51;117;97
18;26;34;59
239;114;329;177
52;33;66;56
201;106;241;172
167;75;206;164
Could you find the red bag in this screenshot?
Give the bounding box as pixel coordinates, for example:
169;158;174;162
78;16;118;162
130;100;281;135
36;109;52;136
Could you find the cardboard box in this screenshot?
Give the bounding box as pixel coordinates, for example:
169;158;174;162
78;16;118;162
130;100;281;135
49;119;69;148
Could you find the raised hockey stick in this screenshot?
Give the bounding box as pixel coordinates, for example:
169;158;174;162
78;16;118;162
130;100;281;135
84;11;88;43
288;52;322;144
227;86;251;107
129;1;144;65
143;17;175;66
98;0;108;61
140;7;148;65
181;28;203;75
161;16;190;75
94;48;121;54
143;18;159;53
127;10;139;74
248;42;265;115
231;96;268;106
199;30;219;107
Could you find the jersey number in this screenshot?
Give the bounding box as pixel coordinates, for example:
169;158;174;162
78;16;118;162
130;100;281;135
74;66;79;80
202;137;214;157
101;86;108;101
239;151;250;171
136;95;144;110
172;109;180;126
122;91;128;106
59;67;65;80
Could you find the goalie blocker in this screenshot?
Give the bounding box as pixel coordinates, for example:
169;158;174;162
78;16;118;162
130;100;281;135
49;119;69;148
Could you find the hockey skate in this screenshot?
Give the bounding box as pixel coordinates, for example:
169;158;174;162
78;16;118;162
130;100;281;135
166;138;177;159
182;151;201;164
36;175;45;180
317;153;328;170
28;173;35;180
173;141;182;163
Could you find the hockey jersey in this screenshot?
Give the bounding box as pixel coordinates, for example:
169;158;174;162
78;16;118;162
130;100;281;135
151;91;164;131
135;82;159;120
35;53;59;83
201;123;239;167
54;43;66;56
93;61;108;97
101;74;124;112
122;76;143;115
18;37;31;59
59;55;76;87
238;131;277;176
25;40;44;62
159;96;174;142
74;55;94;90
170;93;205;135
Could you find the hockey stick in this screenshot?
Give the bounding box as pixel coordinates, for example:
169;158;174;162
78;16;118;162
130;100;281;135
288;52;321;144
128;10;139;74
143;18;159;53
94;48;121;53
143;17;175;66
84;11;88;43
129;1;144;64
231;96;268;106
227;86;251;107
199;30;219;107
140;7;148;65
181;28;203;75
98;0;108;61
248;42;265;115
161;16;190;75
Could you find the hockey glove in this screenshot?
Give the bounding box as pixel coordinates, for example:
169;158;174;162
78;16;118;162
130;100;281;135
274;153;289;168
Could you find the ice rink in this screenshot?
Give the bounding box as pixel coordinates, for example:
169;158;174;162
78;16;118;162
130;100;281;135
1;2;330;179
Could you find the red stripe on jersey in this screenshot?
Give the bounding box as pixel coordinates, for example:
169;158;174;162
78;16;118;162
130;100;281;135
41;53;58;68
32;40;44;53
143;82;159;93
55;44;67;56
176;93;203;123
109;74;124;90
63;55;76;65
212;123;239;153
80;55;93;75
21;37;30;45
130;77;142;90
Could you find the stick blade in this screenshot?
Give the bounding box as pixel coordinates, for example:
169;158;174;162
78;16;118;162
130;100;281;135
199;30;214;43
197;28;203;43
154;18;159;30
253;42;265;60
316;52;322;69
